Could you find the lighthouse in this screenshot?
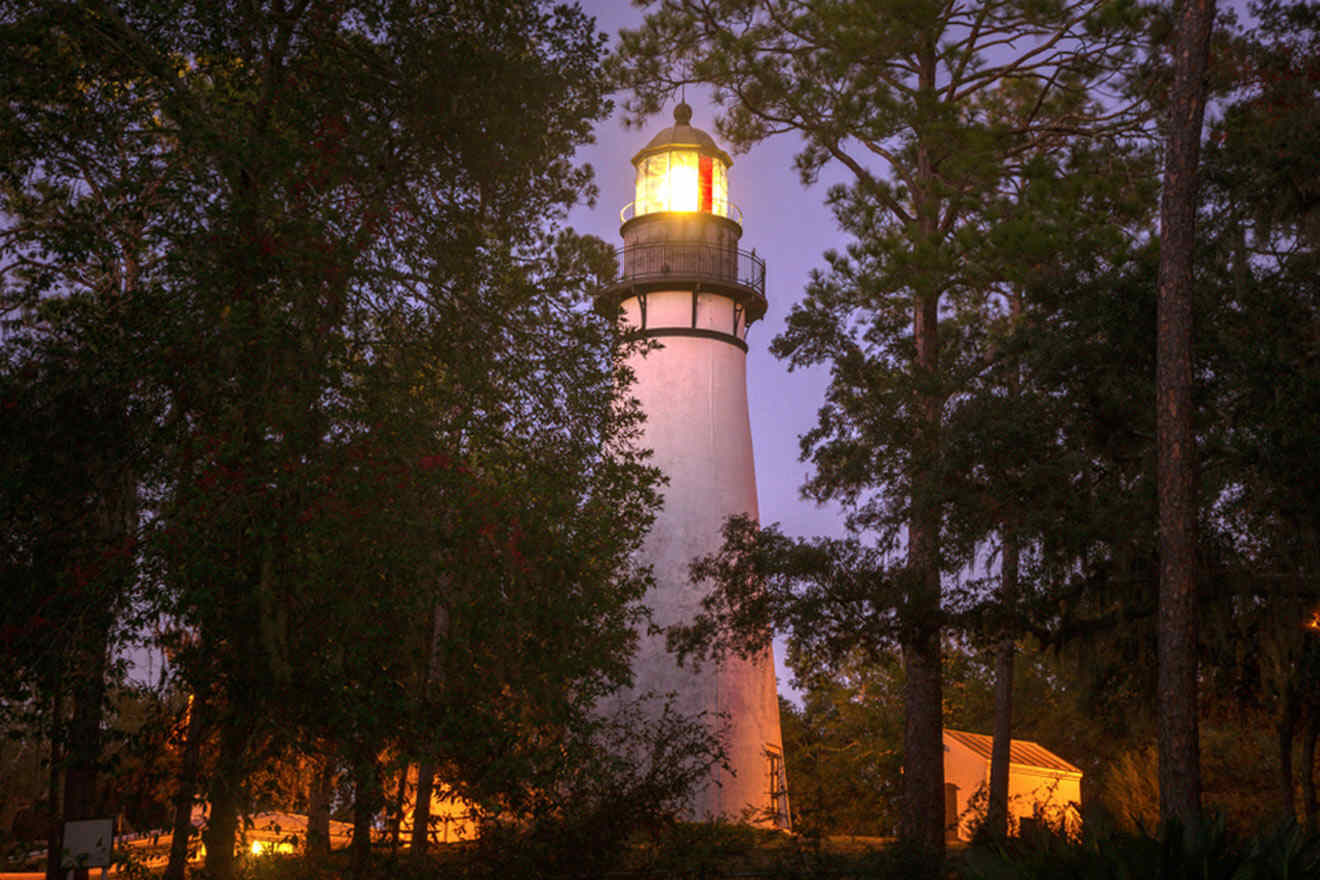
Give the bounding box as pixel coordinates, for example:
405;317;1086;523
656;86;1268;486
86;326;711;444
596;103;790;828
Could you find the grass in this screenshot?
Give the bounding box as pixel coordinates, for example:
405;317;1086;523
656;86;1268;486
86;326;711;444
96;816;1320;879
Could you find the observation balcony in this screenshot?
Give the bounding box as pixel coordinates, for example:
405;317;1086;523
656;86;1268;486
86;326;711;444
595;239;768;324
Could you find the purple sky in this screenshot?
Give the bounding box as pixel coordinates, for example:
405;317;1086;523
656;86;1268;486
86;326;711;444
568;2;857;696
568;3;1261;703
568;2;851;543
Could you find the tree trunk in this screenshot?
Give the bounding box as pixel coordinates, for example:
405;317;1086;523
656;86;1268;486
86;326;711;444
411;602;448;854
201;721;249;880
350;751;382;879
1278;691;1299;820
987;528;1019;838
388;767;407;853
44;689;62;880
164;695;204;880
1156;0;1215;833
988;292;1024;840
202;778;240;880
902;631;943;863
306;753;333;859
61;622;109;880
54;462;133;880
411;761;434;854
1302;714;1317;834
902;285;944;872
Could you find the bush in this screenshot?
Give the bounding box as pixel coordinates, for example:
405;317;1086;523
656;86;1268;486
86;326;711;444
958;814;1320;880
464;699;728;878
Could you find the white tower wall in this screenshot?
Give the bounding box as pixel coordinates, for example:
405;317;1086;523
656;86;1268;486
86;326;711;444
618;289;788;826
599;103;789;828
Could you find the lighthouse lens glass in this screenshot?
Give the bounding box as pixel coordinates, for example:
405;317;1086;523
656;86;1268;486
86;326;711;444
711;159;728;217
636;153;667;215
634;150;729;217
667;150;699;211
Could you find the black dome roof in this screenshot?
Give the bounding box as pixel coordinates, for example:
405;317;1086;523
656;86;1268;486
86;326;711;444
631;102;733;168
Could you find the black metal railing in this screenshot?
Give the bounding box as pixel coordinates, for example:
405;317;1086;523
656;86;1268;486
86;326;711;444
614;241;766;298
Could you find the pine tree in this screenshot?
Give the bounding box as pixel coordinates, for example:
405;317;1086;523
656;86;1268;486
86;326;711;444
616;0;1147;861
3;2;669;876
1155;0;1216;831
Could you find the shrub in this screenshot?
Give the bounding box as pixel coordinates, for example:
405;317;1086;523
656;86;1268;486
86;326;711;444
958;814;1320;880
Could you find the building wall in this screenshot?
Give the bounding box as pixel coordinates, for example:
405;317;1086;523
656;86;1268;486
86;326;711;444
1007;766;1082;838
943;736;1082;840
944;739;991;839
616;288;788;827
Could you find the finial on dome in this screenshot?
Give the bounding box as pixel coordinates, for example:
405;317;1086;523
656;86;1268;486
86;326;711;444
673;101;693;125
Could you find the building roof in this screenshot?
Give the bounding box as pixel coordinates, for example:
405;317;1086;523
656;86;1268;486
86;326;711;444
632;102;734;168
944;729;1082;775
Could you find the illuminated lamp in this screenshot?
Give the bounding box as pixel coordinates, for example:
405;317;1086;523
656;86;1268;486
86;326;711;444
628;103;731;220
249;839;294;856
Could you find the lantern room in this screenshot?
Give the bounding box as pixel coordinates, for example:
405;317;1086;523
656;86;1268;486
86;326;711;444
625;102;736;223
599;102;767;329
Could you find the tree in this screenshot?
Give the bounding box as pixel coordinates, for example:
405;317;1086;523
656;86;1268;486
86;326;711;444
0;335;142;880
0;7;170;863
777;659;905;838
775;637;1102;839
617;0;1146;863
936;134;1158;834
1199;0;1320;827
1156;0;1216;831
3;2;672;877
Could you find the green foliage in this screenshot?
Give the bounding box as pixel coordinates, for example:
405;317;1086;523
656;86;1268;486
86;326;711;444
679;515;899;669
778;640;1108;840
110;848;158;880
0;1;679;875
4;0;1320;869
1096;746;1160;835
960;816;1320;880
617;1;1158;855
1196;0;1320;824
0;332;143;708
779;675;902;838
467;701;728;877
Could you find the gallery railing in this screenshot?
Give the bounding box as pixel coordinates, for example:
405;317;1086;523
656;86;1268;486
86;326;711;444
613;240;766;298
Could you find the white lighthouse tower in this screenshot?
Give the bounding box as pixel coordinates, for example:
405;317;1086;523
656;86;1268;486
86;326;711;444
596;104;789;828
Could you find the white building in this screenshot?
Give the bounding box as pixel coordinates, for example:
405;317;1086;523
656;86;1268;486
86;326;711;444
943;728;1083;840
595;104;790;828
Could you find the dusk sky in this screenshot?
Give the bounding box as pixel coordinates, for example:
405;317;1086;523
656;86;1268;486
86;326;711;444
569;2;855;542
569;1;861;695
566;1;1252;698
569;0;1251;537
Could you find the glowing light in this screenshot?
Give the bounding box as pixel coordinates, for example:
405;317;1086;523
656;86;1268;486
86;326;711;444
635;149;728;217
249;840;294;857
668;153;698;211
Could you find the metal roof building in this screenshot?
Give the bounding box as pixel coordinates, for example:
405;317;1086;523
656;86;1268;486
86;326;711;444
942;728;1083;841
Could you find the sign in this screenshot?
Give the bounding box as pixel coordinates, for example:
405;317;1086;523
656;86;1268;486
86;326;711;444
60;818;113;869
